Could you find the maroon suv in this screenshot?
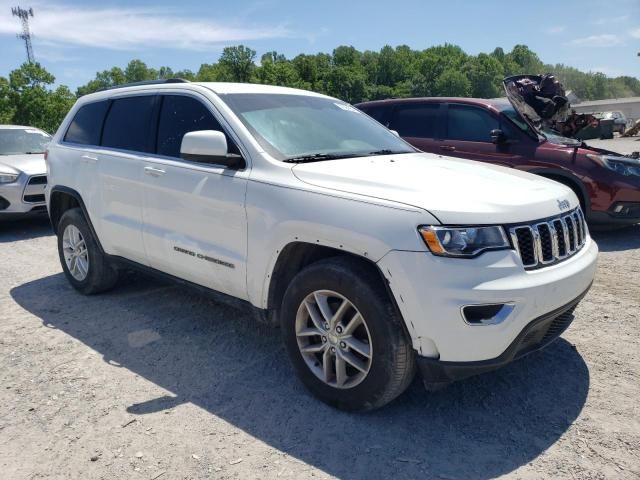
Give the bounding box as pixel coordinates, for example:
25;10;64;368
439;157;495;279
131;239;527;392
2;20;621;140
356;97;640;228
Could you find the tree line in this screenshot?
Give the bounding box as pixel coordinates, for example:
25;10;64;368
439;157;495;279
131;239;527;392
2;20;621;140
2;43;639;134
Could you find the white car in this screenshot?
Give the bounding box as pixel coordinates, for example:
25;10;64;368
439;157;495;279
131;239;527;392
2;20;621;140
0;125;50;219
45;80;598;411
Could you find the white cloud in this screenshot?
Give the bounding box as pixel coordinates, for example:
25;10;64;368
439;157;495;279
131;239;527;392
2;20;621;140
630;28;640;39
0;1;289;51
545;25;566;34
570;34;623;47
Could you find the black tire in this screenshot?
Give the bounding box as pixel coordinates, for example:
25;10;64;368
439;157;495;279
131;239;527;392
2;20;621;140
57;208;118;295
280;256;415;412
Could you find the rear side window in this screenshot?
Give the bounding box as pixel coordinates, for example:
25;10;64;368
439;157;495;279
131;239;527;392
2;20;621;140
360;105;390;126
447;104;499;143
156;95;223;158
101;96;157;153
64;101;110;145
390;104;440;138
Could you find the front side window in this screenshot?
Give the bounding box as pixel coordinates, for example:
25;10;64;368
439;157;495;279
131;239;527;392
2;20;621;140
447;104;499;143
64;101;110;146
101;96;157;153
0;128;50;155
390;104;440;139
156;95;224;158
220;93;414;161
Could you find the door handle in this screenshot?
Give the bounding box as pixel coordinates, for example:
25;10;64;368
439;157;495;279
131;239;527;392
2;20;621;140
80;154;98;163
144;166;166;177
440;145;456;152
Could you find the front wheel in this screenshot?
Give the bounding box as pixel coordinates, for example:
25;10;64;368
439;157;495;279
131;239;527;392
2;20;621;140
280;257;415;412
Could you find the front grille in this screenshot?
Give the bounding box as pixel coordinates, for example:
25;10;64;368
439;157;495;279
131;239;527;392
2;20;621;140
510;207;587;270
28;175;47;185
515;306;577;357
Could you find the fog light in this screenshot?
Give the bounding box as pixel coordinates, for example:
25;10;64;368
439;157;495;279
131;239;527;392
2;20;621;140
462;303;515;326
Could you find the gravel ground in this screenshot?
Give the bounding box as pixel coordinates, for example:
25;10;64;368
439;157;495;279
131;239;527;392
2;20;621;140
0;217;639;480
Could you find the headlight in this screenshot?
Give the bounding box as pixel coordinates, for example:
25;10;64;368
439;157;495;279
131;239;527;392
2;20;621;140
0;173;19;184
587;154;640;177
419;225;510;258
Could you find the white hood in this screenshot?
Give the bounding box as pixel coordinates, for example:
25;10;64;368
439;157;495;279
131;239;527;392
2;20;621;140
0;154;46;176
292;152;578;224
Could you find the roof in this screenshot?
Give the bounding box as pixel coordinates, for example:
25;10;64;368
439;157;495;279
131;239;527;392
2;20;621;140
80;81;328;104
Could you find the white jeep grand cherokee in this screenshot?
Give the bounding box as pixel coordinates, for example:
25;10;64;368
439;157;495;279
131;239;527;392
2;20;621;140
46;80;598;411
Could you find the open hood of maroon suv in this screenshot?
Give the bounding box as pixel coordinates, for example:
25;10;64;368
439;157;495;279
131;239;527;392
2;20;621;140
503;74;570;133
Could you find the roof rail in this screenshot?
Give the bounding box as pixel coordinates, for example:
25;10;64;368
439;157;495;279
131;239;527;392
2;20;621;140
100;78;190;92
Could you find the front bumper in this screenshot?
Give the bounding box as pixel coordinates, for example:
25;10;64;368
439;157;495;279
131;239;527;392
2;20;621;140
0;173;47;217
378;237;598;362
416;285;590;388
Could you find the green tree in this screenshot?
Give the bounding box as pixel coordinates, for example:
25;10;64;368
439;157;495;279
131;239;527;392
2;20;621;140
6;63;75;133
434;69;471;97
218;45;256;82
0;76;14;123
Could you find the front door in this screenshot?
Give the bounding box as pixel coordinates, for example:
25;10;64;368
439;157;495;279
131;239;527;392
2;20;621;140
441;103;521;168
141;93;249;300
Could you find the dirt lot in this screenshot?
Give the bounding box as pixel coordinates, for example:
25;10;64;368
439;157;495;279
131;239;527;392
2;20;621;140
0;217;639;480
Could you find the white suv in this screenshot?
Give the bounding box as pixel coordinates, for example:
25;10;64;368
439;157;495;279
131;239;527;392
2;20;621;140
46;80;598;411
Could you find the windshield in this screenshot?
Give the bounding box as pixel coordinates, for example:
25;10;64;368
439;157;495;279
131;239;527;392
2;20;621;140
540;129;581;146
0;128;50;155
497;104;540;140
219;93;415;161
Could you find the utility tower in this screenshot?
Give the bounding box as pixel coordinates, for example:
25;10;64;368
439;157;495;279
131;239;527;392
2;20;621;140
11;6;35;64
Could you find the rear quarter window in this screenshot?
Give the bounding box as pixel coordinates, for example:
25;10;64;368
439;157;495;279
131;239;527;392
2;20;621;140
64;101;110;145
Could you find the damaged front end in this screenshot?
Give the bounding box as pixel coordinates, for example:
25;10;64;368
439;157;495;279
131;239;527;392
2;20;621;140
503;74;612;141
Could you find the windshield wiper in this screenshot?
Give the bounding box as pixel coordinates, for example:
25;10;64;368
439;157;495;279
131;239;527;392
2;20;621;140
367;149;409;155
283;153;355;164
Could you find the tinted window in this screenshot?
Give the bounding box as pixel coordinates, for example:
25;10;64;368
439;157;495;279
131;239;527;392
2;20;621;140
64;101;109;145
102;96;157;153
447;104;499;142
390;104;440;138
360;105;389;126
156;95;223;158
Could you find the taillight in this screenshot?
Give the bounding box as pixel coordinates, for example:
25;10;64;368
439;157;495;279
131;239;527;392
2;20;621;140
44;149;48;161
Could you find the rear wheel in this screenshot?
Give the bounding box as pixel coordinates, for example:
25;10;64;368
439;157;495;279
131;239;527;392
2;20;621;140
280;257;415;412
57;208;118;294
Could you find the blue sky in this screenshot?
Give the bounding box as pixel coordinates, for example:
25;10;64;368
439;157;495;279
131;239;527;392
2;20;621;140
0;0;639;90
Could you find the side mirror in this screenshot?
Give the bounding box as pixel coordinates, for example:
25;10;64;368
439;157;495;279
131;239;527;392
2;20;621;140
490;129;508;144
180;130;245;169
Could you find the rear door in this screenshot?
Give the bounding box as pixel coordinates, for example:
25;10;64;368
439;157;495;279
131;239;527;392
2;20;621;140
441;103;521;167
388;102;444;154
140;93;249;300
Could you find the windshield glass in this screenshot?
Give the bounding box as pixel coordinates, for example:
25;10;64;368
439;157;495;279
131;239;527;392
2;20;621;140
0;128;50;155
540;129;581;146
220;93;415;161
497;104;539;140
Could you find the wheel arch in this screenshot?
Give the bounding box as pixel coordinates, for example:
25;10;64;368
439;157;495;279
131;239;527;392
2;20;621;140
529;169;591;215
49;186;104;252
266;242;397;321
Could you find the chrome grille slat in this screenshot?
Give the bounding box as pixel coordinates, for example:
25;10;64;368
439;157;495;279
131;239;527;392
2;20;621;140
509;207;587;270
